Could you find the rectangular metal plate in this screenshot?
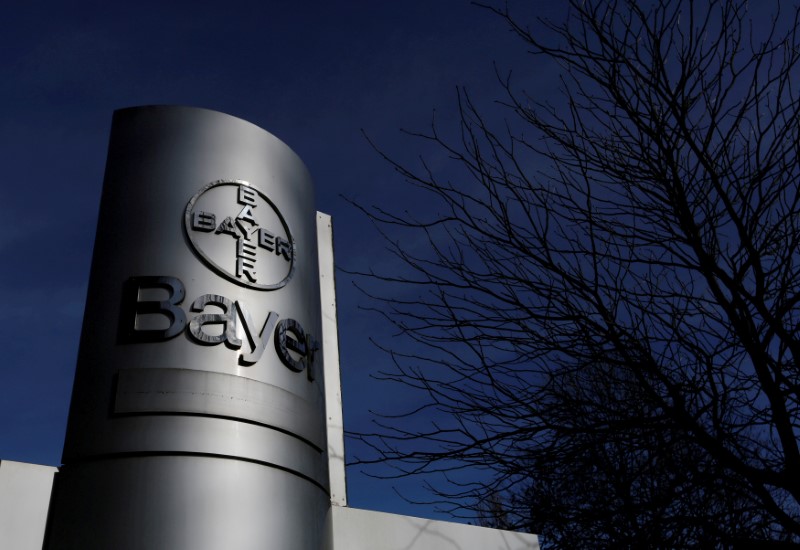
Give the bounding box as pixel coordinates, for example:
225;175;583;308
114;368;324;449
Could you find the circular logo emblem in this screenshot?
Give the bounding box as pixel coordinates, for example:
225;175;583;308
184;180;295;290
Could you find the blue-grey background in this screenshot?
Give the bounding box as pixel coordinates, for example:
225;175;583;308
1;0;559;521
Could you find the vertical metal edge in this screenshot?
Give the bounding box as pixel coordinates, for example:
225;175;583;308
318;212;347;507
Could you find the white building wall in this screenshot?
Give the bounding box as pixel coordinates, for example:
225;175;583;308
327;505;539;550
0;460;57;550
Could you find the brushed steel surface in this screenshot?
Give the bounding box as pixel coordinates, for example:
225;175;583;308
85;414;329;485
61;105;325;468
47;106;329;549
115;367;325;450
46;456;330;550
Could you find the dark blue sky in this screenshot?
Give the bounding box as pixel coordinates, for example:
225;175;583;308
0;0;561;520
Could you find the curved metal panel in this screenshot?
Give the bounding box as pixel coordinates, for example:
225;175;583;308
76;415;328;485
114;368;325;450
46;457;330;550
47;106;329;549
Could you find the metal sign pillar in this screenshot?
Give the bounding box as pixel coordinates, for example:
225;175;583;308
44;106;329;550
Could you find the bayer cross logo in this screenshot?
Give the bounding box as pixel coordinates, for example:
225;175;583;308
184;180;295;290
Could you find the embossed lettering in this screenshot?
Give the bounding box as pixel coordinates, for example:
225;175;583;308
119;278;317;378
236;302;279;365
119;276;187;342
188;294;242;348
238;184;257;206
192;211;216;231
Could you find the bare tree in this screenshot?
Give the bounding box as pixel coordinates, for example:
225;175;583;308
351;0;800;546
